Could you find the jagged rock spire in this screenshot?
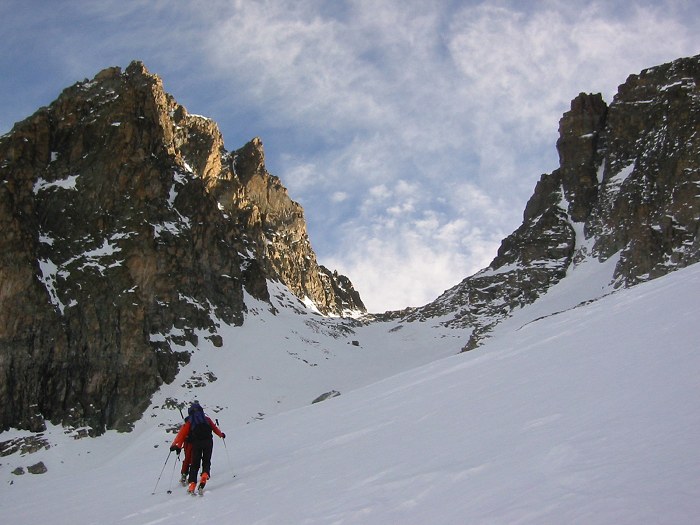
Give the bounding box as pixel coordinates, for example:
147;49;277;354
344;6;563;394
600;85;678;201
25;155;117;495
0;61;364;433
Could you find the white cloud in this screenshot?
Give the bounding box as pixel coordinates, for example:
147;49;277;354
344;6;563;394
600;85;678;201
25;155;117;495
280;159;318;191
367;184;390;201
327;213;502;311
331;191;348;203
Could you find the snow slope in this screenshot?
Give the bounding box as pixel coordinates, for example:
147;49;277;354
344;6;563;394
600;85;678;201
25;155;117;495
2;263;700;524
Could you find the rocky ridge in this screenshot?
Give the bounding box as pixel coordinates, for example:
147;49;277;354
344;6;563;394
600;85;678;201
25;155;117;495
392;54;700;350
2;53;699;435
0;61;364;433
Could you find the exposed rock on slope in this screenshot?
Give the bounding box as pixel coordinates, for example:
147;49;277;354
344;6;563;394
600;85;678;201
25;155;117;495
396;54;700;350
0;61;364;433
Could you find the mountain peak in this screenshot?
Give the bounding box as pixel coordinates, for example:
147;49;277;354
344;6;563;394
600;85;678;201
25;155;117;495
0;61;365;433
125;59;149;76
394;53;700;351
234;136;267;182
556;91;607;223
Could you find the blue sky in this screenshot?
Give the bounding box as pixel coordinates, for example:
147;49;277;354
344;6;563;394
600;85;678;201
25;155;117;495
2;1;699;311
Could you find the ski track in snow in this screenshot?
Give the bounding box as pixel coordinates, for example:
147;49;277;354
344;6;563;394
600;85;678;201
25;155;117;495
2;262;700;524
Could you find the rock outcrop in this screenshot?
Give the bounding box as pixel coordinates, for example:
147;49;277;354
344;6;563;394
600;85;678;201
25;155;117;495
0;61;364;433
393;54;700;350
3;53;699;433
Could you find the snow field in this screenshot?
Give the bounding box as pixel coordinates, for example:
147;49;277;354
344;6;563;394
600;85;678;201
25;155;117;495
2;263;699;523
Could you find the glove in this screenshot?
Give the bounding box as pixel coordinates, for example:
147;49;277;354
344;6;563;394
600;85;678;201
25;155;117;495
221;433;226;439
170;445;180;454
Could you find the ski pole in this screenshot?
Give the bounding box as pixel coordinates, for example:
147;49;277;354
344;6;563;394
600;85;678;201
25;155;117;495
222;437;235;477
151;450;172;494
217;418;235;477
166;453;180;494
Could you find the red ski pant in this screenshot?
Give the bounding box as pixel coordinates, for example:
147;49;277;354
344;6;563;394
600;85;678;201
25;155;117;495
180;442;193;475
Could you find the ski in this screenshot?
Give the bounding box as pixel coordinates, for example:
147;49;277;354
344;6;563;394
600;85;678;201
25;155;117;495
183;474;235;496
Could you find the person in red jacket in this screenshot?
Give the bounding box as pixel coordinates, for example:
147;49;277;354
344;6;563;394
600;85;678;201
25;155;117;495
170;401;226;494
171;415;194;485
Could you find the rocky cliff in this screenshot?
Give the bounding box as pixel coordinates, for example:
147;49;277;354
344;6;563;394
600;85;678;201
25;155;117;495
3;54;699;434
394;54;700;350
0;61;364;433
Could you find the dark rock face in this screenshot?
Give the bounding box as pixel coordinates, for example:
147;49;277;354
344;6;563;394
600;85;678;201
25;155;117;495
394;54;700;350
0;61;364;433
1;434;50;456
319;266;366;314
311;390;341;404
556;92;608;223
588;56;700;284
220;139;366;315
27;461;48;474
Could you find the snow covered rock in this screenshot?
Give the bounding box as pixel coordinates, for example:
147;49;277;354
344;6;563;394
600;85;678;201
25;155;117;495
312;390;341;404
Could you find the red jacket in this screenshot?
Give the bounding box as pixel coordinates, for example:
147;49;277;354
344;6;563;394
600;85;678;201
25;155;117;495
171;416;224;448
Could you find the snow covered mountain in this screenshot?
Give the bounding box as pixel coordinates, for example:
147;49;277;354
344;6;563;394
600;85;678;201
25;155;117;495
1;54;700;523
2;252;698;524
0;62;366;434
2;54;700;436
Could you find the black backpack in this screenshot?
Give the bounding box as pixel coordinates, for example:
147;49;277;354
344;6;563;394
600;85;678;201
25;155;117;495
189;406;212;440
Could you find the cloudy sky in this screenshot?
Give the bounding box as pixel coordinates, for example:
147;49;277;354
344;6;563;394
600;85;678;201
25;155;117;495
2;1;699;311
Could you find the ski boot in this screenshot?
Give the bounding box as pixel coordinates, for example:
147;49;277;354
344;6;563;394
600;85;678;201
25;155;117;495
198;472;209;495
187;482;196;495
